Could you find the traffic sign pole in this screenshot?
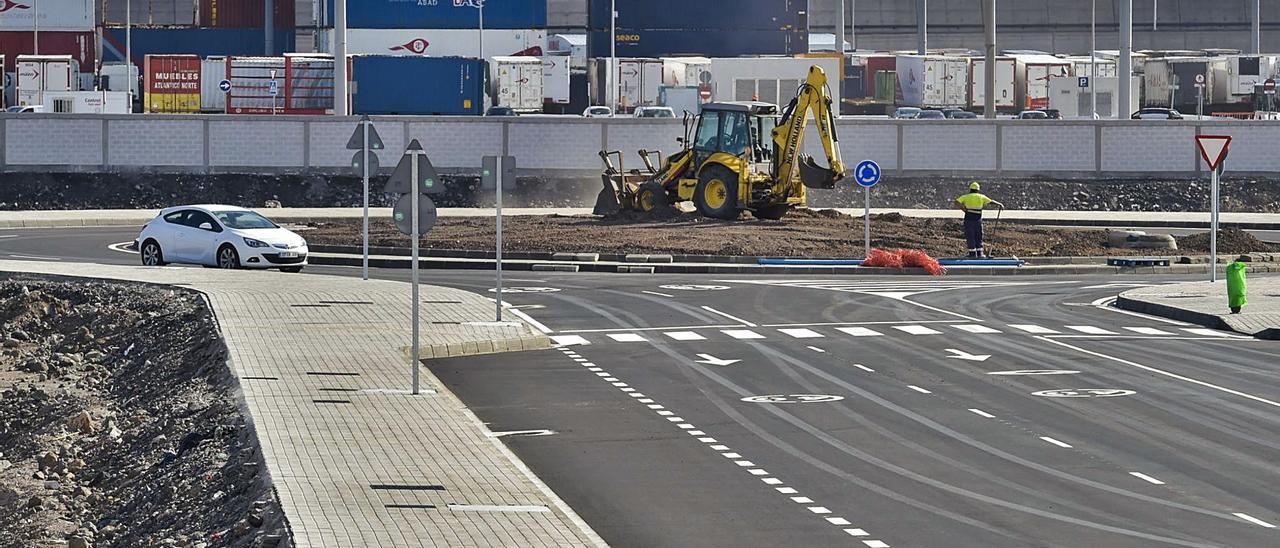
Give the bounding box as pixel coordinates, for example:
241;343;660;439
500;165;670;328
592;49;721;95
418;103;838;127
495;155;504;322
1211;163;1220;282
854;160;882;259
362;121;370;280
411;151;421;396
1196;135;1232;283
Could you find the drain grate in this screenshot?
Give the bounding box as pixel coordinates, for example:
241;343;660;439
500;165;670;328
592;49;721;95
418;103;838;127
306;371;361;377
240;376;280;381
370;484;446;491
313;399;352;404
385;504;437;509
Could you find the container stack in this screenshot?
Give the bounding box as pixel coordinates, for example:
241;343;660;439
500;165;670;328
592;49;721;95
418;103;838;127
101;0;297;67
586;0;809;58
0;0;96;103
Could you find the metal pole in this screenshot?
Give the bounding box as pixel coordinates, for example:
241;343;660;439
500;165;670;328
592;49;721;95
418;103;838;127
916;0;927;54
126;0;131;110
411;153;421;395
362;120;370;280
495;155;504;321
1091;0;1098;119
983;0;996;118
1153;0;1158;31
334;0;348;115
1119;0;1133;120
265;0;274;55
1210;165;1219;282
850;0;856;50
836;0;846;56
610;0;617;114
479;3;485;61
32;0;38;55
1198;86;1204;120
1253;0;1262;55
863;186;871;258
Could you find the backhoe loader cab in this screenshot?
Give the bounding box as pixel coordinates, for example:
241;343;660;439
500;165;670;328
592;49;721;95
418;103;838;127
595;65;844;221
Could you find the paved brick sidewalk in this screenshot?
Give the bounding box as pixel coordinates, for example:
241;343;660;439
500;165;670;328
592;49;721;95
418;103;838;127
0;260;606;548
1118;274;1280;339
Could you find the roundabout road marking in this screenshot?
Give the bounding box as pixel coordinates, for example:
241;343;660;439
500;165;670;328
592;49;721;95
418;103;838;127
108;241;139;255
1032;388;1136;398
988;370;1082;376
659;284;729;291
490;287;559;293
740;394;845;404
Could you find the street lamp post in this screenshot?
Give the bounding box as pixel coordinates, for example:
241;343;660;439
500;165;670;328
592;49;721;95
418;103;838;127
127;0;133;111
611;0;617;114
1091;0;1097;119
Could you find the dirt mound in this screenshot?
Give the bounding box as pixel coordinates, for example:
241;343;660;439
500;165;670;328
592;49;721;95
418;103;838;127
0;277;287;548
1179;228;1280;254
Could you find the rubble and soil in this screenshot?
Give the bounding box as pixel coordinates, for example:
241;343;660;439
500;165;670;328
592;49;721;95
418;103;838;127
0;276;288;548
302;209;1280;259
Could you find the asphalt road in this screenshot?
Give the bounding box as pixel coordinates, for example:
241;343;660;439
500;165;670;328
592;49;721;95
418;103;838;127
4;226;1280;547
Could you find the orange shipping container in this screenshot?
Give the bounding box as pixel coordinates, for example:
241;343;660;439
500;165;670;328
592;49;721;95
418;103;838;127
145;54;202;113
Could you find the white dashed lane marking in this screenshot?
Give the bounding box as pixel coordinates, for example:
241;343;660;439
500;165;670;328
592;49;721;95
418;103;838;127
779;328;824;339
1124;326;1174;335
835;326;883;337
1039;436;1073;448
665;331;707;341
952;324;1002;334
722;329;766;340
968;408;995;419
891;325;943;335
550;335;591;346
851;364;875;372
907;385;932;394
1066;325;1118;335
1009;324;1061;334
608;333;647;343
1129;472;1166;485
1233;512;1277;528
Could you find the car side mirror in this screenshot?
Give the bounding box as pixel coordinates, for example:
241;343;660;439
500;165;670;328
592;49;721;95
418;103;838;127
198;222;214;231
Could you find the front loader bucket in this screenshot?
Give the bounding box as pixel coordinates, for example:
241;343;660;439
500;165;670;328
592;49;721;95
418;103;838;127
594;173;623;215
798;155;843;190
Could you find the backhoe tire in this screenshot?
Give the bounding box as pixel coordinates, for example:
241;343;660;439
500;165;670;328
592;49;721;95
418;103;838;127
635;180;670;213
753;204;790;220
695;165;739;220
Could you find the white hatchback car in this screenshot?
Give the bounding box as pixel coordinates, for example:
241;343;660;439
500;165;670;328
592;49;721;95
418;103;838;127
135;205;309;272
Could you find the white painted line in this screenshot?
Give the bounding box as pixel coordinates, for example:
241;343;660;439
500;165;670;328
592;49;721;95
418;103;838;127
1129;472;1165;485
1183;328;1250;339
734;460;755;467
1066;325;1119;335
447;504;551;513
1233;512;1277;528
666;417;684;422
697;437;717;443
907;385;932;394
806;346;826;353
863;540;890;548
656;410;674;416
808;506;831;514
607;333;648;342
1040;436;1073;448
646;404;664;409
845;528;869;537
595;372;611;377
722;329;766;340
550;335;591;347
892;325;944;335
710;445;729;451
508;308;552;334
664;331;707;341
1037;336;1280;408
952;324;1002;334
851;363;876;373
687;430;705;435
560;323;742;334
722;452;742;459
621;388;637;393
775;486;796;493
8;254;62;261
641;290;675;298
612;382;630;388
835;326;883;337
779;328;824;339
573;358;589;362
107;241;140;254
1092;297;1193;325
638;398;654;403
1123;326;1174;335
748;469;768;476
1009;324;1060;334
791;496;814;503
700;306;757;327
586;368;602;372
968;408;995;419
762;478;784;485
826;517;852;526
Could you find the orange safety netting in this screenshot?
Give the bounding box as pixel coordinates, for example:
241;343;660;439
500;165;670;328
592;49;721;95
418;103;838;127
862;249;946;276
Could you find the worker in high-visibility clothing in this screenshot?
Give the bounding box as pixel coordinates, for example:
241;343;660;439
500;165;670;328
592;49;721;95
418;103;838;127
954;182;1004;258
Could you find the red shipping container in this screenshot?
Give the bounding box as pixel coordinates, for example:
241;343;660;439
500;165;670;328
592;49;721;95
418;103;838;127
864;56;896;97
0;31;96;73
201;0;296;28
145;54;202;113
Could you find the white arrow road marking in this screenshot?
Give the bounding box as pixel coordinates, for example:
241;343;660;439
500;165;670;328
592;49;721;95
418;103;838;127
1233;513;1277;528
695;354;741;367
486;429;555;438
946;348;991;362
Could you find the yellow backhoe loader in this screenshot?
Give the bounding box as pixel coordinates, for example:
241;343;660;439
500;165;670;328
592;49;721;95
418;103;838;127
595;65;845;220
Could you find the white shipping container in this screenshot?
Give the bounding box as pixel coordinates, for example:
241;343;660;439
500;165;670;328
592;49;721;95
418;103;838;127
896;55;967;108
1142;58;1179;107
1024;62;1071;110
1066;57;1118;79
618;58;663;111
704;56;841;106
0;0;93;31
492;56;544;112
1049;76;1140;119
547;34;587;69
967;57;1018;110
319;28;546;58
98;63;139;97
662;57;712;87
1227;55;1278;97
543;55;570;105
659;86;701;116
16;55;80;107
201;56;227;112
42;91;130;114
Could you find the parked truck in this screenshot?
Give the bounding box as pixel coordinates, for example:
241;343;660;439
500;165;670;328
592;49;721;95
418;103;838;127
16;55;80;107
491;56;544;112
895;55;968;109
590;57;664;113
969;57;1018;112
41;91;130;113
1015;54;1072;110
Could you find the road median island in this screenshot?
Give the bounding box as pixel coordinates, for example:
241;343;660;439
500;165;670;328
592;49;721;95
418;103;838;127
1117;278;1280;340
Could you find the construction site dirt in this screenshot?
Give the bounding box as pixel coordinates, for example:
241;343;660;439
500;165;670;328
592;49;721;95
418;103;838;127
303;209;1280;259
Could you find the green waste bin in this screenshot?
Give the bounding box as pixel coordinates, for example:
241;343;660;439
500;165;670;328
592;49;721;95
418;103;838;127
1227;261;1248;314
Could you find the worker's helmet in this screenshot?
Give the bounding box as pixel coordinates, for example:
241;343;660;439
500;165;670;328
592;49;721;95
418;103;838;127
969;181;981;191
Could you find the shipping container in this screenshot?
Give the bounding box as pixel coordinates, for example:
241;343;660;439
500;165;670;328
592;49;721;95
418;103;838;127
225;54;334;114
201;56;228;112
101;1;197;26
843;64;866;101
99;62;139;98
895;55;967;108
1142;57;1180;107
491;56;543;112
702;56;840;106
588;28;806;59
0;54;5;108
862;55;895;97
970;57;1018;111
1065;57;1118;79
543;54;570;106
349;55;485;116
322;0;546;30
659;86;701;115
317;28;544;58
16;55;79;107
0;0;93;31
661;57;711;87
42;91;131;113
1011;54;1072;110
0;31;95;73
1226;54;1278;98
873;70;896;103
1049;76;1140;119
1168;57;1229;109
145;54;201;113
547;34;586;69
588;0;807;33
102;27;296;64
201;0;295;28
567;70;589;114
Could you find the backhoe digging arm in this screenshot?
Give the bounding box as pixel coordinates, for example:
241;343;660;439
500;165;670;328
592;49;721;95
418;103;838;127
772;65;846;190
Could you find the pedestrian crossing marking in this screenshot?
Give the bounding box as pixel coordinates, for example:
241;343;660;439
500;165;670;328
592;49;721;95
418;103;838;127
1183;328;1249;338
564;323;1242;345
835;327;883;337
665;331;707;341
892;325;943;335
1066;325;1118;335
722;329;766;340
1009;324;1060;334
608;333;647;343
550;335;590;346
953;324;1002;334
1124;327;1173;335
778;328;824;339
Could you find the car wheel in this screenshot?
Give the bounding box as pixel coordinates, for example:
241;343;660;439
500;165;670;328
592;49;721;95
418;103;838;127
217;245;241;269
140;239;166;266
280;266;303;273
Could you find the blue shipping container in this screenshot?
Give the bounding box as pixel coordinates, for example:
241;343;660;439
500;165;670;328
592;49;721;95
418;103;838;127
323;0;546;30
588;0;806;32
351;56;486;116
103;27;296;65
588;29;807;58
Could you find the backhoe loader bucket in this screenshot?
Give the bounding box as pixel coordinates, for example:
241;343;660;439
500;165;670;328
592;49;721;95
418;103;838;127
798;154;843;189
594;150;624;215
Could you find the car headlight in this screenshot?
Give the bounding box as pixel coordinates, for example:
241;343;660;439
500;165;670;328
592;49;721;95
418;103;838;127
243;237;269;248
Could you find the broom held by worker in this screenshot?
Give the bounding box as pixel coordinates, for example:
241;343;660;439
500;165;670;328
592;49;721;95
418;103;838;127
954;181;1004;258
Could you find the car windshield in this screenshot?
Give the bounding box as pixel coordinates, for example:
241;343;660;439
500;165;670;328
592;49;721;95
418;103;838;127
213;210;278;230
640;109;674;118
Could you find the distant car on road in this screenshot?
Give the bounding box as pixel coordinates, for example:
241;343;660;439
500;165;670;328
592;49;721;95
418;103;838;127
1040;108;1064;120
583;106;613;118
5;105;44;113
1016;110;1049;120
135;205;308;272
634;106;676;118
916;109;947;120
943;109;978;119
891;107;921;119
1132;107;1185;120
485;106;519;117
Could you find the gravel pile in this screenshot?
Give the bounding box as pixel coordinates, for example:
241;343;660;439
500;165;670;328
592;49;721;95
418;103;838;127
0;277;288;548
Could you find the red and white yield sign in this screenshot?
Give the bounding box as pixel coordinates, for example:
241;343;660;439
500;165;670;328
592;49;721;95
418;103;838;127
1195;135;1232;171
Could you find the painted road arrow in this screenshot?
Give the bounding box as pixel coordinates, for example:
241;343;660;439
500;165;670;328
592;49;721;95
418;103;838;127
695;354;741;367
946;348;991;362
486;429;555;438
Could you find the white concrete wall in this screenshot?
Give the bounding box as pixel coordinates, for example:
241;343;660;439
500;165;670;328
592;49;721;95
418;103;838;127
1;114;1272;178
